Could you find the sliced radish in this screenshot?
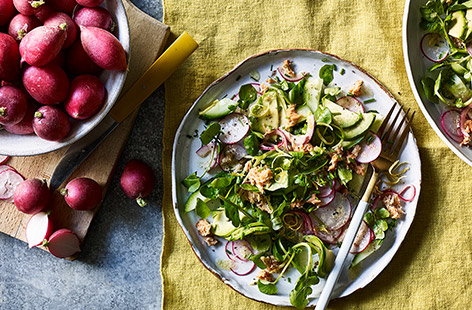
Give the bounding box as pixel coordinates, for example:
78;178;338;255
0;165;15;174
45;229;81;258
319;191;335;206
421;33;449;63
350;221;375;254
199;141;220;170
318;183;334;198
196;144;212;158
336;96;364;113
26;212;54;248
356;134;382;163
219;144;247;171
230;260;256;276
312;193;351;231
312;224;343;244
232;240;253;262
277;66;304;82
440;110;463;143
333;179;342;191
219;113;250;144
0;169;25;200
0;155;10;165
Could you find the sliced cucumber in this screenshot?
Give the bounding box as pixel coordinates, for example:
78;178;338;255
184;190;209;212
199;98;237;120
323;98;362;128
343;112;376;140
448;10;467;39
304;77;323;113
212;210;236;237
351;239;382;267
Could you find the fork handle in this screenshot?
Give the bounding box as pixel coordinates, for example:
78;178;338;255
315;171;379;310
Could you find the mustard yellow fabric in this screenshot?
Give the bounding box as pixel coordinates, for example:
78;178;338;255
161;0;472;308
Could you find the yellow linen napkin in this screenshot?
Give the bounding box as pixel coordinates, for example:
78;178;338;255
162;0;472;308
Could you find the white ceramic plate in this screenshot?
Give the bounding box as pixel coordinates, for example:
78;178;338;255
403;0;472;167
172;50;422;307
0;0;130;157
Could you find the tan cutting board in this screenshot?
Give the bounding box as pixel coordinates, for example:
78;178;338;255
0;0;169;253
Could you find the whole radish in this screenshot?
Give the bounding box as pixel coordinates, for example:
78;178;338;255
23;65;70;105
81;26;128;71
66;40;102;75
0;33;20;82
44;12;78;48
50;51;66;67
20;24;68;66
4;104;35;135
8;14;42;41
33;3;54;22
13;0;47;16
74;7;114;31
14;178;51;215
25;212;54;248
0;86;28;126
0;0;16;26
120;160;155;207
76;0;104;8
65;75;107;120
33;106;71;141
61;177;103;211
49;0;76;14
44;229;81;258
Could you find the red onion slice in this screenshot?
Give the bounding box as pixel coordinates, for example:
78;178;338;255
277;66;304;82
383;185;417;202
232;240;253;262
319;183;334;198
230;260;256;276
421;33;449;63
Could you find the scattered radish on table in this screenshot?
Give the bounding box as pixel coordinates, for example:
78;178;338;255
120;160;155;207
0;33;20;81
44;229;81;258
0;168;24;200
33;105;71;141
25;211;53;248
61;177;103;211
0;85;28;126
23;65;70;105
64;75;107;120
8;14;41;41
13;178;51;214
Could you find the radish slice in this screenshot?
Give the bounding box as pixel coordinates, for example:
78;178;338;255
232;240;253;262
312;222;343;244
230;260;256;276
313;193;351;231
0;169;25;200
318;183;334;198
199;141;220;170
0;165;15;174
440;110;463;143
336;96;364;113
26;212;54;248
196;144;212;158
356;134;382;163
421;33;449;63
319;191;335;206
46;229;81;258
277;66;304;82
219;144;247;171
219;113;250;144
350;222;375;254
0;155;9;165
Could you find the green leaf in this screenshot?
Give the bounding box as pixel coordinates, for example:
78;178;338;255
243;133;260;155
375;207;391;219
210;177;233;189
289;270;319;309
240;183;259;192
238;84;258;109
337;167;353;185
200;184;219;199
288;78;307;105
314;105;332;125
224;200;241;227
195;198;211;218
249;70;261;81
248;252;267;269
363;212;375;226
182;172;201;193
200;122;221;145
319;64;335;85
257;280;278;295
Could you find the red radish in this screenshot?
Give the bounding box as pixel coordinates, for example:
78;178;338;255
44;12;78;48
0;169;25;200
319;190;335;206
218;113;250;144
20;24;68;66
336;96;364;113
0;156;9;165
350;221;375;254
13;0;47;16
0;86;28;126
356;134;382;163
65;75;107;120
313;224;343;244
0;165;14;173
440;110;463;143
33;3;54;22
0;0;16;26
4;100;36;135
8;14;42;41
25;211;54;248
312;193;351;231
49;50;66;67
61;177;103;211
23;65;70;105
120;160;155;207
14;178;50;214
219;144;247;171
80;26;128;71
421;33;449;63
76;0;104;7
66;40;102;75
0;33;20;82
44;229;81;258
49;0;76;14
33;106;71;141
74;7;114;31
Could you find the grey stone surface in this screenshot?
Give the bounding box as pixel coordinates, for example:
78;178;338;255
0;1;165;309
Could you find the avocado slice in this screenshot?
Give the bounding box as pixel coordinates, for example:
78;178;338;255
343;112;376;140
323;98;362;128
304;77;323;113
212;210;236;237
448;10;468;39
184;190;209;212
199;98;237;120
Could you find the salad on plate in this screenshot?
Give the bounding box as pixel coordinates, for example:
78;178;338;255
181;60;416;308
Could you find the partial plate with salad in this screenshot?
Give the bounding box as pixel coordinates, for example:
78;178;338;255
172;50;421;308
403;0;472;166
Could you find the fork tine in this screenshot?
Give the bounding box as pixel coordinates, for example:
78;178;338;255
385;108;411;149
388;111;415;159
376;102;397;137
380;105;402;143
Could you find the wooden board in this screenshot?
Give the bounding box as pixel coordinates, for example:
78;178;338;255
0;0;170;252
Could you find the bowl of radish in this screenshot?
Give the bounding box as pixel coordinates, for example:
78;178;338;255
0;0;130;156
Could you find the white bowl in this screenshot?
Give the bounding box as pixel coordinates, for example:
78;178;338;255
0;0;130;156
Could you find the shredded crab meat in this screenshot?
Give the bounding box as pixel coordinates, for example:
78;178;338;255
266;77;276;84
346;145;361;161
241;190;272;214
348;80;364;97
246;165;273;192
260;83;269;94
290;200;305;209
257;270;274;282
286;104;302;129
328;146;343;171
382;193;404;219
196;219;212;237
281;59;296;78
306;193;321;205
260;256;283;273
461;120;472;146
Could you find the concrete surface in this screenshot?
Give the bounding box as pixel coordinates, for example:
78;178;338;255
0;1;165;309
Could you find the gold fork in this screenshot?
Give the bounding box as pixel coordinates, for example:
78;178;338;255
316;103;415;310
